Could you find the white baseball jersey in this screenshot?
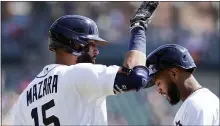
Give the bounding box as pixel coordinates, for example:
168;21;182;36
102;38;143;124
12;63;119;125
173;88;219;126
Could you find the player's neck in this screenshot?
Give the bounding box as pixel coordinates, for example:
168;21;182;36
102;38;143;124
55;51;77;66
180;75;202;101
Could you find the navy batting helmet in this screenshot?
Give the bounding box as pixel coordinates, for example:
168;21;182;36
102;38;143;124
49;15;107;56
145;44;197;88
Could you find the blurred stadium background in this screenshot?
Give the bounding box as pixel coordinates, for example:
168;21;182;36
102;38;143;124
1;1;219;125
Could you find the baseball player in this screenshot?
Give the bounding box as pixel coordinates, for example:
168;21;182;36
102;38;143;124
145;44;219;125
12;2;159;125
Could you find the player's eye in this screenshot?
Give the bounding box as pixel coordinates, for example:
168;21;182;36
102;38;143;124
155;82;160;87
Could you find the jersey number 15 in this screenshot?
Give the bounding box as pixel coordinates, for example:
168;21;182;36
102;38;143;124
31;99;60;126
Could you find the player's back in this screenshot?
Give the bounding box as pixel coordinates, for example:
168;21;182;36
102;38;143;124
12;63;118;125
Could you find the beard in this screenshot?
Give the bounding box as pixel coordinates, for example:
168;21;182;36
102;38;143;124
167;81;181;105
76;52;95;64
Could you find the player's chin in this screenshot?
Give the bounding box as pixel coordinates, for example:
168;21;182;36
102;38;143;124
92;59;96;64
162;93;179;105
169;97;180;105
92;57;96;64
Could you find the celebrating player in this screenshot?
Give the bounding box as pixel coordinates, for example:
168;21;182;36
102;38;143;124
12;2;159;125
145;44;219;125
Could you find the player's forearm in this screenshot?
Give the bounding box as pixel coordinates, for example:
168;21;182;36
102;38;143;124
113;2;160;94
123;2;159;69
123;27;146;68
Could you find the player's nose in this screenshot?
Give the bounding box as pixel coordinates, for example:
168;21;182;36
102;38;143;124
94;48;99;55
156;86;162;94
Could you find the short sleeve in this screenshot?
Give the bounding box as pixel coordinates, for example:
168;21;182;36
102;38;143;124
65;63;120;102
180;102;217;125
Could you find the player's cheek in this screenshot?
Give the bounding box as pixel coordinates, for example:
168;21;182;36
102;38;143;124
164;83;170;94
87;48;93;56
95;49;99;55
161;81;168;94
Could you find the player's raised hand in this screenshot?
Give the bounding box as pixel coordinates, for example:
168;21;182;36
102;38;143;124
130;1;159;31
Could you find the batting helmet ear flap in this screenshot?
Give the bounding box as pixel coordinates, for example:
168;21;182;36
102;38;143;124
49;30;86;55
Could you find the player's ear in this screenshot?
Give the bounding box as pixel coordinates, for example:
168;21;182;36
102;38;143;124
169;67;179;81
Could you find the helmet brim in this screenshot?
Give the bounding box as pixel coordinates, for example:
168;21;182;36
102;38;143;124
82;35;108;46
145;75;155;88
